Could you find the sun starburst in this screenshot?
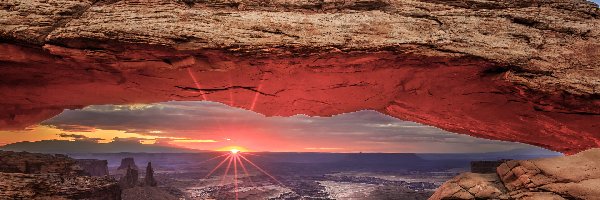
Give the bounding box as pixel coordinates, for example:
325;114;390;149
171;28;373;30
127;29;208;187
203;147;282;200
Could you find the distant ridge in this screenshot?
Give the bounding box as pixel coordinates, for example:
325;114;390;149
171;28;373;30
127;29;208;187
0;140;200;154
417;147;563;161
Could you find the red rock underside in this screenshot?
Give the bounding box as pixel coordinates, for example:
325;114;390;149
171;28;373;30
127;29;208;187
0;43;598;154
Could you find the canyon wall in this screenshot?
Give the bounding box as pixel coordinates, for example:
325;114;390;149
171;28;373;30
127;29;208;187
0;0;599;154
0;151;121;199
0;151;84;174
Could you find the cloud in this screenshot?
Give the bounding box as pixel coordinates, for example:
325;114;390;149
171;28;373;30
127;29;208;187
53;124;96;132
172;139;218;143
58;133;103;143
112;137;148;143
58;133;89;139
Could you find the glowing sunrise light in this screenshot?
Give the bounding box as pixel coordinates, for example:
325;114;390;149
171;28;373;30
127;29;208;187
216;146;249;152
203;146;282;200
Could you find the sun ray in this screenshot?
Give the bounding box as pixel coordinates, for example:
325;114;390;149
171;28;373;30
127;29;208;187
215;155;234;198
219;155;234;186
242;152;262;157
204;154;231;179
239;154;284;186
236;155;254;187
204;148;284;199
249;73;267;111
228;74;235;106
233;154;239;200
199;153;229;164
186;68;208;101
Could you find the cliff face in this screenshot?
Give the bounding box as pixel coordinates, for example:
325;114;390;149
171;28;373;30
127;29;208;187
0;0;599;154
0;151;121;200
0;151;84;175
430;148;600;200
76;159;110;176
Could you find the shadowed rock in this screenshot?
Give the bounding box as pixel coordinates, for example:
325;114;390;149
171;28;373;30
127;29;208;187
144;162;157;187
117;157;139;171
76;159;110;176
0;151;84;175
119;166;139;189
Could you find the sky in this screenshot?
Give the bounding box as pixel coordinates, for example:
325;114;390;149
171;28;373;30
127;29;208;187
0;101;552;153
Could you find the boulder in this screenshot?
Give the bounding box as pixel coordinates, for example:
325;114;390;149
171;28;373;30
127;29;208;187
429;173;508;200
430;148;600;200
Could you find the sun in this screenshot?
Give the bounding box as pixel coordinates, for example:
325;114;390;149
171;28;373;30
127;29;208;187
216;145;250;152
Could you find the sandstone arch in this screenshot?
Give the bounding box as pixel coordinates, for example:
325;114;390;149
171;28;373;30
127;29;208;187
1;0;599;154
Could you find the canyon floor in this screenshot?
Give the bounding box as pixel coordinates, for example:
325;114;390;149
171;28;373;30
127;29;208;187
70;150;560;200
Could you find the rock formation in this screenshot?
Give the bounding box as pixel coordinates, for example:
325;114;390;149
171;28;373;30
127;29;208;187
76;159;110;176
117;157;140;189
0;151;121;199
144;162;157;187
117;157;139;171
119;166;139;189
0;173;122;200
430;148;600;200
0;151;84;175
0;0;599;154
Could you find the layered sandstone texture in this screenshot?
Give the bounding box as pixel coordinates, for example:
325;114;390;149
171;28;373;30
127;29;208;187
0;0;599;153
0;151;84;174
0;151;121;200
0;173;122;200
430;148;600;200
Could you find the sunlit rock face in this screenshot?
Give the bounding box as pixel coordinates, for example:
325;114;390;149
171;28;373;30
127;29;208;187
1;0;599;154
430;148;600;200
